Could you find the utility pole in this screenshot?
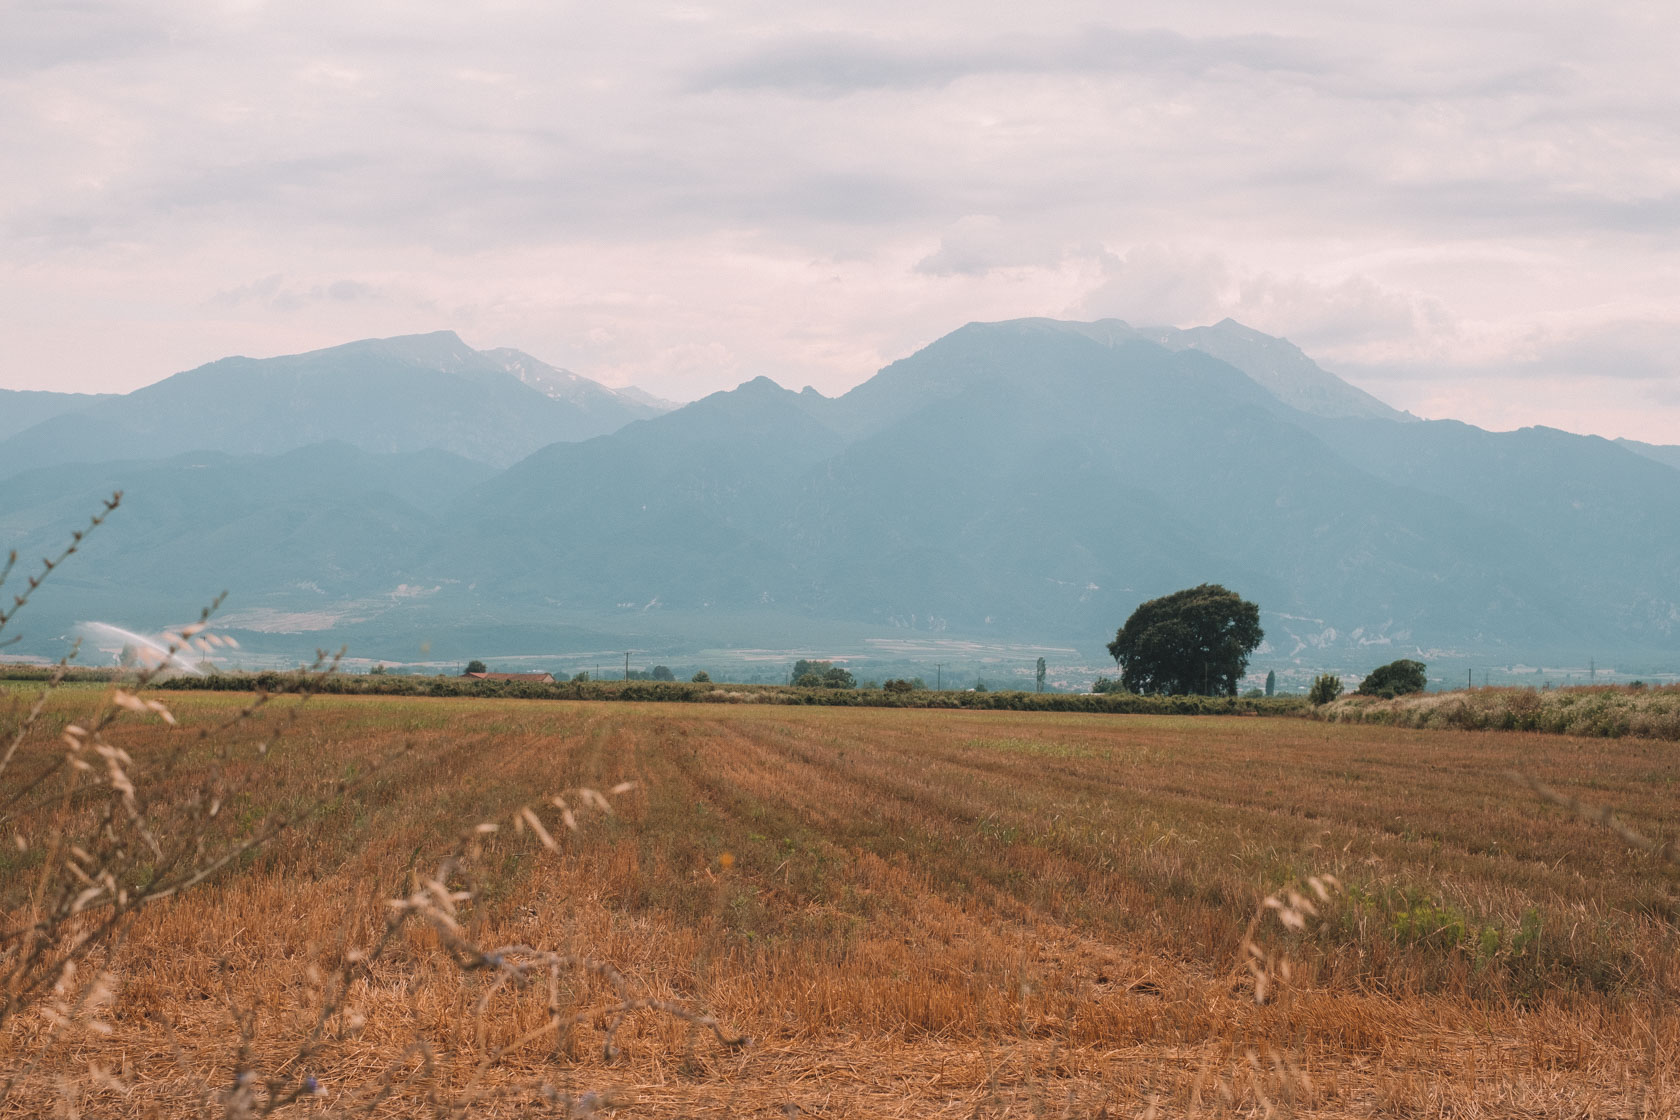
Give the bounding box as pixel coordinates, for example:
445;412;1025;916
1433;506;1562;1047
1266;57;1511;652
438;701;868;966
625;651;630;681
1468;668;1473;690
1590;657;1596;683
936;664;942;690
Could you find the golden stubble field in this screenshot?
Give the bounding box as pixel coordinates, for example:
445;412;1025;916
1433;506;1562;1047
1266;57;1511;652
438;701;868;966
3;690;1679;1117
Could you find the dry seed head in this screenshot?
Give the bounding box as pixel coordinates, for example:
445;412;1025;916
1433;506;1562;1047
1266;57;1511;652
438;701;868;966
475;822;499;833
610;780;638;795
423;877;457;916
520;806;558;851
112;691;147;713
93;743;133;765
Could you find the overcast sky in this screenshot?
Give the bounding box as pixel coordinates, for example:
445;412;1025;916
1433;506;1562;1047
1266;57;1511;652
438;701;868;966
5;1;1679;441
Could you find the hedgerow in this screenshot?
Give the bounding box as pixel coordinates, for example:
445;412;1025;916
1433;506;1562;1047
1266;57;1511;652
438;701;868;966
141;670;1310;715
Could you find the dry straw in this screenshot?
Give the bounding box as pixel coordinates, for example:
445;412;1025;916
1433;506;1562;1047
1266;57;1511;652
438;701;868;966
3;498;745;1115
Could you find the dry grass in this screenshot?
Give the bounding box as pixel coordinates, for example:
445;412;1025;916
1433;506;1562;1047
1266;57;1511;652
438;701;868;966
4;692;1679;1116
1323;683;1680;741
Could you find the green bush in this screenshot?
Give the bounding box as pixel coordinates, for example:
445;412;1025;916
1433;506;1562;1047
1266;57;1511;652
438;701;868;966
1357;658;1427;698
1309;673;1344;706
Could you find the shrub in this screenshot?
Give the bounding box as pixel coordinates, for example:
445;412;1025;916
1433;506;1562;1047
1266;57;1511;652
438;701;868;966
691;670;711;683
1309;673;1344;705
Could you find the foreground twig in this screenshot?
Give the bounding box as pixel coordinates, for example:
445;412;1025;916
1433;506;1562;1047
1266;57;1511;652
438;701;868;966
1510;771;1678;865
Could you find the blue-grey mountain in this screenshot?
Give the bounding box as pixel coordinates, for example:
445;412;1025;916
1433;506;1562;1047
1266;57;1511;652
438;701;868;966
3;320;1676;676
0;332;669;476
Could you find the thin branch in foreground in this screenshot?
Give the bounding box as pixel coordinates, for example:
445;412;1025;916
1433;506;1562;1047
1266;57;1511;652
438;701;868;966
1510;770;1678;865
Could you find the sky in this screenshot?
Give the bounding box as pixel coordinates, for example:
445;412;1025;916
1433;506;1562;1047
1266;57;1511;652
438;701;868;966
5;1;1679;442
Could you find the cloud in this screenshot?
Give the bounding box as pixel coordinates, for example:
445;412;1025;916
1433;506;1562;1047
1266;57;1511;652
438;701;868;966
914;216;1067;276
689;27;1333;98
210;274;393;312
1074;245;1234;327
3;1;1680;446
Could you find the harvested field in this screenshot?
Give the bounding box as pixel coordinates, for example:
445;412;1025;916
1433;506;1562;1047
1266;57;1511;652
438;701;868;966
4;691;1679;1116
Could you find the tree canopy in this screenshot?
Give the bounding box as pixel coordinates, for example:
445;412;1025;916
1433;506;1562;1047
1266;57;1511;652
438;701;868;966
1106;584;1263;696
791;659;856;689
1356;659;1427;698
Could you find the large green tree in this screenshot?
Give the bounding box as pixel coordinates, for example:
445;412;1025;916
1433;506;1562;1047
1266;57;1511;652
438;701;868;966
1106;584;1263;696
1356;659;1427;698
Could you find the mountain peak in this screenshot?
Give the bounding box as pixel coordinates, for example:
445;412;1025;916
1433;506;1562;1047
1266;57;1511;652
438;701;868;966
1133;319;1410;422
306;330;478;370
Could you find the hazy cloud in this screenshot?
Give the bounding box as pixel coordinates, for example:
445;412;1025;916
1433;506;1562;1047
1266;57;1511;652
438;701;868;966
915;216;1069;277
3;1;1680;441
690;27;1332;97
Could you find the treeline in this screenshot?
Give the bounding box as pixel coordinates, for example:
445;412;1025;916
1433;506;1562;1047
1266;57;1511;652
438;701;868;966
153;671;1310;714
0;666;129;684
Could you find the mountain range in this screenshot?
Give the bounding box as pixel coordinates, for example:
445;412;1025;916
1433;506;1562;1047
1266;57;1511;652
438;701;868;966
2;319;1677;684
0;332;669;476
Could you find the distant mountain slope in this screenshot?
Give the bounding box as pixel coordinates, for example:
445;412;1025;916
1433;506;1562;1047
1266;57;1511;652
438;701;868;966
1617;438;1680;473
0;442;496;639
0;389;116;442
0;332;656;478
430;375;848;605
482;347;675;424
4;316;1676;668
1303;419;1680;640
834;315;1410;426
1134;318;1412;422
397;320;1615;658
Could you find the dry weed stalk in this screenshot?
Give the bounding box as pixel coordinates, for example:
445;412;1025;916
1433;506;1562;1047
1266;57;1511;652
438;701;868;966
3;499;745;1114
201;787;748;1118
1511;770;1678;865
1233;874;1340;1006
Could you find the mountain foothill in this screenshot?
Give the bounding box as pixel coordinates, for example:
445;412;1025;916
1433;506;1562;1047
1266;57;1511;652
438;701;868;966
2;318;1677;673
